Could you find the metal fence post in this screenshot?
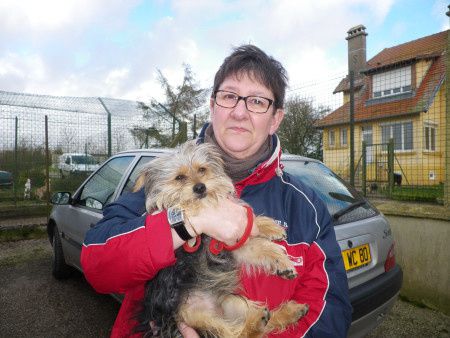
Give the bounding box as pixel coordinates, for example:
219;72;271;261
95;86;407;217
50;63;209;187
362;140;366;197
193;114;197;139
45;115;50;219
349;70;355;187
388;138;394;198
445;16;450;207
98;98;112;157
14;116;18;206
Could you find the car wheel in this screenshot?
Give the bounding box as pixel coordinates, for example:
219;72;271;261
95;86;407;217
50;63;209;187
52;226;72;279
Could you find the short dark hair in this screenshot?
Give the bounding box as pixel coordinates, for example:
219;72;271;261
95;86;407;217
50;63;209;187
212;44;288;110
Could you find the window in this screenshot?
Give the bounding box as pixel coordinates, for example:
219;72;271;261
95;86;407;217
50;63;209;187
424;124;437;151
340;128;348;146
282;159;377;224
328;130;335;147
372;65;412;98
122;156;155;195
381;121;413;151
78;156;134;210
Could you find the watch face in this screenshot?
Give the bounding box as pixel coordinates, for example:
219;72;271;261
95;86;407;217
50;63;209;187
168;208;183;225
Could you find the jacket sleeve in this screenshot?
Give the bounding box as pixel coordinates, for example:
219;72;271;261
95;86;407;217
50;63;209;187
279;182;352;338
80;188;176;294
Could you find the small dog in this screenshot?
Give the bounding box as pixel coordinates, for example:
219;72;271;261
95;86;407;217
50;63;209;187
35;178;51;200
135;141;308;337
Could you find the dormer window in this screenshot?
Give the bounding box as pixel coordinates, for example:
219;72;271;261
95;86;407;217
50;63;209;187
372;65;412;98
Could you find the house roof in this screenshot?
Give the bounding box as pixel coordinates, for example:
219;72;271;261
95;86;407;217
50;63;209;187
319;30;448;128
365;30;447;73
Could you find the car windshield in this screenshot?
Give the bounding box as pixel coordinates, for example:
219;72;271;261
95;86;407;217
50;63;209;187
282;158;377;225
72;155;97;165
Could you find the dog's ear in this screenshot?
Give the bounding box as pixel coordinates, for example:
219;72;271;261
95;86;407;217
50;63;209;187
132;173;146;192
200;143;226;173
140;158;166;210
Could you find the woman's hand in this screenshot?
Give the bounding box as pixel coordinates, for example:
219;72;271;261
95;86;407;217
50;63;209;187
178;322;200;338
186;198;259;246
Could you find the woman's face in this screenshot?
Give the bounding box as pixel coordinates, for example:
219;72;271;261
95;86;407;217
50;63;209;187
210;73;284;159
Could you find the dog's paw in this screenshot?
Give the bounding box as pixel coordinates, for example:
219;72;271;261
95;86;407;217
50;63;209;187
280;301;309;323
297;303;309;318
255;216;287;241
261;307;271;325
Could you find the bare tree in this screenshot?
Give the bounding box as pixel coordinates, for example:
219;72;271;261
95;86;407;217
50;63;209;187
112;127;126;153
59;127;77;153
277;96;327;160
135;64;208;147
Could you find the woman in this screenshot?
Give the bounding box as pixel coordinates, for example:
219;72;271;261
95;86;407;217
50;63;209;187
81;45;352;337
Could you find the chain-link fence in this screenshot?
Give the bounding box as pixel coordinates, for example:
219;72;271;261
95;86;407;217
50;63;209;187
1;29;449;220
316;28;449;206
0;91;190;219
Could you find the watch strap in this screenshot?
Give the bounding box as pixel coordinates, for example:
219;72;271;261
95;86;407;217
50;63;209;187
167;208;193;241
172;221;194;241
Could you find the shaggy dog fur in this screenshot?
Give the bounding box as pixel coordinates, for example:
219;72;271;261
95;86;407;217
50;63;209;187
135;141;308;337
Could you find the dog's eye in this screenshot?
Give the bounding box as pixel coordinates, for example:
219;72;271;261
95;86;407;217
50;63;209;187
175;174;187;181
198;167;206;174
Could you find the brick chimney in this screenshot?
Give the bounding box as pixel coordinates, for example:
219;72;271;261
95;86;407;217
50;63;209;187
346;25;367;77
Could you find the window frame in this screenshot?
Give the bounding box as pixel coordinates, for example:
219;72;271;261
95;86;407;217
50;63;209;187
328;129;335;147
75;155;135;211
372;65;412;99
120;155;157;195
340;128;348;147
380;121;414;151
423;122;437;152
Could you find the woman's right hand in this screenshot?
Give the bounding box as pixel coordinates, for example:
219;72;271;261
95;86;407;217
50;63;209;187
186;198;259;246
178;322;200;338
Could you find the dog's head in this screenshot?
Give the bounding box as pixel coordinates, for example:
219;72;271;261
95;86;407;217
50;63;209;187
139;141;235;213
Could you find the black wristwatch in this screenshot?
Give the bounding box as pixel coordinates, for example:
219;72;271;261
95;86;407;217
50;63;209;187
167;207;193;241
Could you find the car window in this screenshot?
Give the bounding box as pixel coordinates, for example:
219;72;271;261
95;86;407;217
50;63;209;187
121;156;155;195
282;159;377;224
77;156;134;210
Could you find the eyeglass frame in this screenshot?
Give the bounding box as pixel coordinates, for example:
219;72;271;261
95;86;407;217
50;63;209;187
212;90;275;114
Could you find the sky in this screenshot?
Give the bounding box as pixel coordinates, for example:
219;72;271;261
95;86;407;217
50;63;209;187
0;0;449;106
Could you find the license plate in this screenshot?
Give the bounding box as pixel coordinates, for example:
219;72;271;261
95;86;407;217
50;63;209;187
342;244;371;271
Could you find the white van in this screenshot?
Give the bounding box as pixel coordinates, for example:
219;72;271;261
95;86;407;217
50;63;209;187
58;153;100;177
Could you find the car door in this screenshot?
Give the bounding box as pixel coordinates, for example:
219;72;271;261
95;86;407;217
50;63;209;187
58;155;135;269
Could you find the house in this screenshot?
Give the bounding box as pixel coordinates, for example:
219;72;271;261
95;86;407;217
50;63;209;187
317;26;448;187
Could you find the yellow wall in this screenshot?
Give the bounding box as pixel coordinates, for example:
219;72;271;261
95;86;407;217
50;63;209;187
415;60;432;88
323;82;446;186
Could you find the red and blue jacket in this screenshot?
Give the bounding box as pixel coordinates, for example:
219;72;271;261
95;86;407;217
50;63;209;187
81;132;352;338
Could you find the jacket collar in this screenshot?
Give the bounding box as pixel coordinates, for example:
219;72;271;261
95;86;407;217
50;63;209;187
197;123;282;197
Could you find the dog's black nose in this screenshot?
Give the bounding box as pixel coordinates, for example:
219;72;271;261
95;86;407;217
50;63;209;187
193;183;206;195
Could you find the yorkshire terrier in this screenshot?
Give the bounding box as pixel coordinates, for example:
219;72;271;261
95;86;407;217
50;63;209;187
135;141;308;337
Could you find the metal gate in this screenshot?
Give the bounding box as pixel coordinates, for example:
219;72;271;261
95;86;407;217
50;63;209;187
360;139;396;197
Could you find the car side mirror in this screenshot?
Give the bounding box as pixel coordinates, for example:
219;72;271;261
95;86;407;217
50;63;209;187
50;192;72;205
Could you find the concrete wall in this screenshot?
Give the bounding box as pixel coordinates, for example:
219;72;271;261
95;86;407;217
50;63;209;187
386;215;450;315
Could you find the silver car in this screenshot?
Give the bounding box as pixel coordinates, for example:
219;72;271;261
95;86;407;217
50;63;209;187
48;149;402;338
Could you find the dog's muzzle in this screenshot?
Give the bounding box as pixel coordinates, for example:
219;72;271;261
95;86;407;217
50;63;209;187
193;183;207;198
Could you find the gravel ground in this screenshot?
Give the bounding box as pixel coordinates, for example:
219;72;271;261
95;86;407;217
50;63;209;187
0;238;449;337
0;238;119;337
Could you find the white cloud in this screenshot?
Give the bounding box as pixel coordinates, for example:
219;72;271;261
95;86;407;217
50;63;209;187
432;0;450;30
0;0;429;106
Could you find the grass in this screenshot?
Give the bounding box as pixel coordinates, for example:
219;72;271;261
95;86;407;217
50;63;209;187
0;203;49;218
0;173;89;218
391;184;444;203
0;226;48;242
